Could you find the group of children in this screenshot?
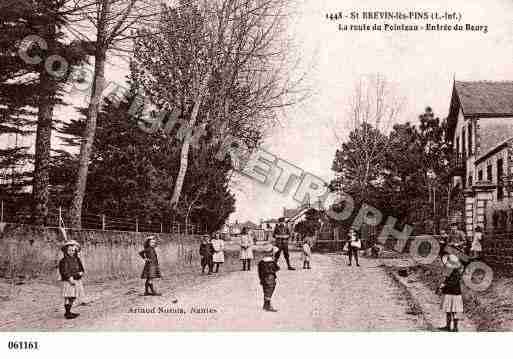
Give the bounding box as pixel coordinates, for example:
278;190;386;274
439;225;483;258
58;225;470;325
199;232;225;275
198;226;314;312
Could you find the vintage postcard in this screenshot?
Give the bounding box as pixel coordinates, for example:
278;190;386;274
1;0;512;344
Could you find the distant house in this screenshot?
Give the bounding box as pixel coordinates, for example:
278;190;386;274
446;81;513;235
228;221;242;236
260;218;279;231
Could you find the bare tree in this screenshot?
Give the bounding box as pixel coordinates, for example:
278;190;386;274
64;0;160;227
134;0;306;210
331;74;404;198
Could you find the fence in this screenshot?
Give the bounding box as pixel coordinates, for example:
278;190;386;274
0;201;208;235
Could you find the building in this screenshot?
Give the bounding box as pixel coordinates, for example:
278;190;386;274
447;81;513;235
260;218;279;231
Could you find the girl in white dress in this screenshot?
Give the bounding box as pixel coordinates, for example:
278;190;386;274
471;226;483;258
212;232;225;273
239;227;254;271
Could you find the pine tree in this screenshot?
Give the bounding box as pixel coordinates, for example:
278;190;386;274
0;0;91;224
0;1;39;212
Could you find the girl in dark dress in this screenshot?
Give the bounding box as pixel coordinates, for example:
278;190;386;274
139;236;162;296
59;240;85;319
438;254;464;332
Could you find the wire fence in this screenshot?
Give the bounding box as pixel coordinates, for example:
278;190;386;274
0;201;208;235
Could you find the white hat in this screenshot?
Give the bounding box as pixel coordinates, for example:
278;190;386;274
61;240;80;250
263;243;278;254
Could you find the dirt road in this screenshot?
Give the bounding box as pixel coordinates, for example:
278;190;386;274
64;253;427;331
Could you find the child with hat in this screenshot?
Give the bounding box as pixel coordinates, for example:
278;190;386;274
139;236;162;296
438;254;465;332
58;240;85;319
257;244;280;312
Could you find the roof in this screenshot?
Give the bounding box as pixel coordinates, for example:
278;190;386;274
240;220;259;229
446;81;513;142
455;81;513;116
262;218;279;223
283;208;300;218
475;136;513;165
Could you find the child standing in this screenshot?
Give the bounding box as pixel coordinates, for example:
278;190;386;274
239;227;254;271
347;228;361;267
139;235;162;296
438;254;464;332
212;232;225;273
302;235;313;269
59;240;85;319
258;244;280;312
471;226;483;258
199;235;214;275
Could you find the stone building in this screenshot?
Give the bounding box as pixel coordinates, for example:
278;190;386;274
447;81;513;236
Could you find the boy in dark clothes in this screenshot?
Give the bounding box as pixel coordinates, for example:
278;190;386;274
258;244;280;312
199;235;213;275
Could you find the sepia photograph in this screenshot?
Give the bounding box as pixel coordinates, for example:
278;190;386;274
1;0;513;355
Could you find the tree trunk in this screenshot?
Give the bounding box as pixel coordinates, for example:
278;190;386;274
69;50;107;228
170;76;210;208
32;22;57;226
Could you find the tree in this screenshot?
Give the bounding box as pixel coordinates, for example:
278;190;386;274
133;0;304;211
381;111;452;228
381;122;427;222
53;74;235;231
331;122;388;208
331;74;403;207
67;0;160;228
0;0;91;224
294;208;321;237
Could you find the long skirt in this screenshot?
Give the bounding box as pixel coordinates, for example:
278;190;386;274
141;261;162;279
62;279;85;299
441;294;464;318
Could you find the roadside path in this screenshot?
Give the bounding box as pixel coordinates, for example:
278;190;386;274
71;253;427;331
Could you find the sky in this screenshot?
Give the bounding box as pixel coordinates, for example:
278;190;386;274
3;0;513;224
228;0;513;223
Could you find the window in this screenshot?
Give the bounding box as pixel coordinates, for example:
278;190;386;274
468;122;473;156
487;164;493;182
468;175;473;187
455;137;460;155
478;170;483;181
498;158;504;201
462;128;466;157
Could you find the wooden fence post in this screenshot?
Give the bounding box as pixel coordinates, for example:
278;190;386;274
136;218;138;232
